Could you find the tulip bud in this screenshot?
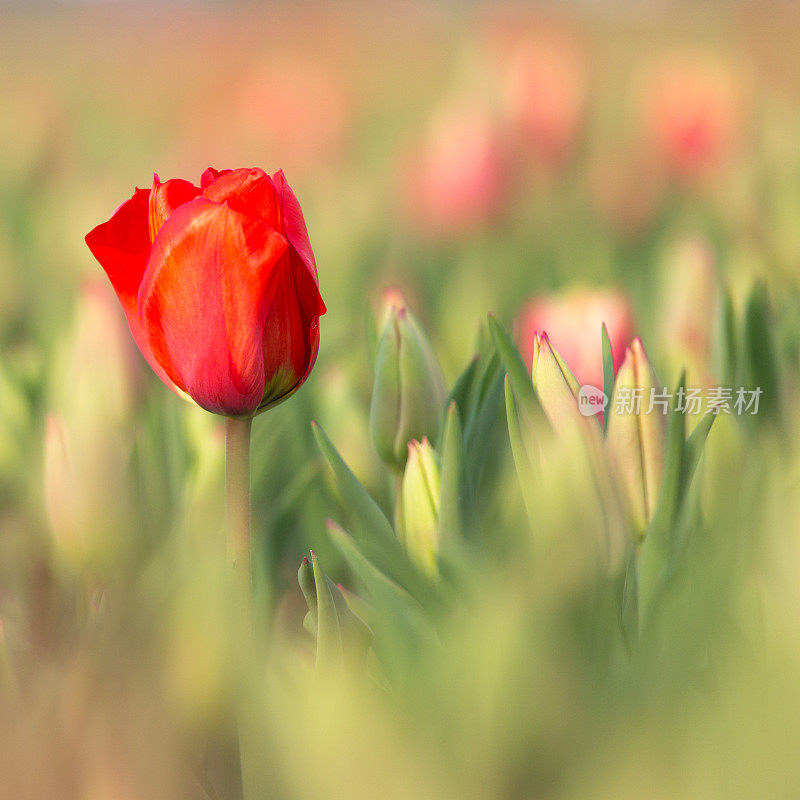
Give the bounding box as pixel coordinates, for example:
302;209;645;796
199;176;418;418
518;288;634;391
606;338;666;535
397;438;441;578
531;332;584;433
44;282;141;572
659;235;718;385
369;297;446;470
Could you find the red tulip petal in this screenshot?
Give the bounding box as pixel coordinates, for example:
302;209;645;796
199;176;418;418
85;187;184;394
201;167;282;229
139;198;289;416
200;167;231;188
272;169;327;319
149;175;201;242
258;250;320;407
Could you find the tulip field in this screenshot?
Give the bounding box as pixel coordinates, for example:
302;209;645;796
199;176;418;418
5;3;800;799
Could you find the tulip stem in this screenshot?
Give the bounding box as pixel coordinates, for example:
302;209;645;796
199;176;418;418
225;416;253;622
224;416;255;800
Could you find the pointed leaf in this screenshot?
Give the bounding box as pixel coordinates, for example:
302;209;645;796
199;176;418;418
682;411;715;498
638;372;686;627
438;401;479;553
488;314;546;425
601;322;615;436
311;551;343;671
743;281;780;421
326;521;438;644
504;375;538;530
312;421;440;610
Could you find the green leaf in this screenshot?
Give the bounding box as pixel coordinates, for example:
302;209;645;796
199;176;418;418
297;556;317;625
312;421;442;612
719;284;738;387
620;546;638;650
504;375;538;530
682;411;716;498
462;354;504;486
326;521;438;646
437;402;479;554
488;314;545;425
447;357;479;419
298;554;373;667
743;281;780;421
311;551;343;671
601;322;615;436
638;372;686;627
325;573;372;663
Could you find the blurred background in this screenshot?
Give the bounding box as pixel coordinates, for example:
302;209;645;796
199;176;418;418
4;2;800;798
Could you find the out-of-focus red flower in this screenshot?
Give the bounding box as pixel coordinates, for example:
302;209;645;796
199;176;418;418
500;32;586;170
86;167;326;417
235;61;351;172
517;289;635;389
642;54;742;181
402;101;509;235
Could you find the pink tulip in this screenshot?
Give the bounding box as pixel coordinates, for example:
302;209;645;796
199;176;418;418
641;54;742;182
402;100;509;235
517;289;635;390
235;60;351;173
500;31;586;170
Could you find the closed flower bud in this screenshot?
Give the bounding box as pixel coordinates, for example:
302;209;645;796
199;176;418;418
524;333;629;567
518;288;634;391
658;235;717;385
43;411;134;572
606;338;666;535
44;283;142;572
397;438;441;578
369;297;446;470
530;332;584;433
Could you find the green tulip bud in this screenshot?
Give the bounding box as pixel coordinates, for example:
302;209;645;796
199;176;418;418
397;438;441;578
43;282;142;573
606;338;666;536
531;332;584;433
530;332;630;565
369;296;446;470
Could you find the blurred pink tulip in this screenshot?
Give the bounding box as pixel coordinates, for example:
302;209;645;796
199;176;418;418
500;31;586;170
659;235;718;384
642;54;742;182
235;60;351;172
402;100;509;235
517;289;635;390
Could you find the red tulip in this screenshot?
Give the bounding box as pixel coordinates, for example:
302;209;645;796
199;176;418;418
86;168;326;417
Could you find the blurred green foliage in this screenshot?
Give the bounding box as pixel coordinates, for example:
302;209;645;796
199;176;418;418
3;3;800;799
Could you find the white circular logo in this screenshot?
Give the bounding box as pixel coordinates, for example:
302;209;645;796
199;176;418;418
577;384;608;416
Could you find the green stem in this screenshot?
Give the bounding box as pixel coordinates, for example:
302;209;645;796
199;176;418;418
224;416;255;800
225;416;253;625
